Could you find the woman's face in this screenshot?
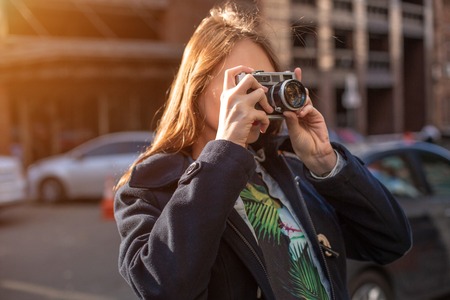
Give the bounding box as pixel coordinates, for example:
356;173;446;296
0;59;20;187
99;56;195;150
197;39;275;146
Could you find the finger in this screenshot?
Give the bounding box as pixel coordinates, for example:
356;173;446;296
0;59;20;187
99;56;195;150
235;73;269;94
294;67;302;82
296;98;314;117
247;87;273;114
224;65;255;90
231;75;272;114
251;109;271;133
304;95;313;107
283;111;301;135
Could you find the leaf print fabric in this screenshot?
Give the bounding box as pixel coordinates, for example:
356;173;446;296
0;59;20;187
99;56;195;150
240;183;282;243
288;243;330;299
240;176;329;300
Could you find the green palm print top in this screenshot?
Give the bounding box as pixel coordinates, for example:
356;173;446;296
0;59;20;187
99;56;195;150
240;170;330;300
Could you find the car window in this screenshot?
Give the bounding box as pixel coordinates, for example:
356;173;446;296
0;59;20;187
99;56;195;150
83;141;148;157
368;155;423;198
418;151;450;196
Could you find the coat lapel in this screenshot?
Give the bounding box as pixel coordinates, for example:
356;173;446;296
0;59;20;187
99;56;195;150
223;209;275;300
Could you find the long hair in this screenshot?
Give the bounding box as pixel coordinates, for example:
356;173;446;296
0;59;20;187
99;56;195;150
116;1;280;189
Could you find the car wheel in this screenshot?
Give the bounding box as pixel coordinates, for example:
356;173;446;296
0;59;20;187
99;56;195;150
39;178;66;204
349;270;393;300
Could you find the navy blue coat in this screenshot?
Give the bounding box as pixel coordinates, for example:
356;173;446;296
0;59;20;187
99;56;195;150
115;138;412;300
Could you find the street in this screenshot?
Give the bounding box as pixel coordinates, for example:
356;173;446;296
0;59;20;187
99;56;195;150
0;201;136;300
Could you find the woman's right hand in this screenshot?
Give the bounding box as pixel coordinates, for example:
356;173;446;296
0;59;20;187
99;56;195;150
215;66;274;148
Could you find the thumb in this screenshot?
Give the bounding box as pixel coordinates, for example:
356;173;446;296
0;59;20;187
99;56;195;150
283;111;301;135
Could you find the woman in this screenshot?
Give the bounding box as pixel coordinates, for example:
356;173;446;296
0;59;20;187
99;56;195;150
114;2;411;300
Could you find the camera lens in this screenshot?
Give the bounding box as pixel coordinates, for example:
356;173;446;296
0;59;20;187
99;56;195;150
271;79;307;112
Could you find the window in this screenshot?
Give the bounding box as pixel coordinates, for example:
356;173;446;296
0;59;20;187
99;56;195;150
368;155;422;198
83;141;149;157
419;152;450;196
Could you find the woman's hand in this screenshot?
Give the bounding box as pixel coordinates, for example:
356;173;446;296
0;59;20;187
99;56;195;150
283;68;337;176
215;66;274;148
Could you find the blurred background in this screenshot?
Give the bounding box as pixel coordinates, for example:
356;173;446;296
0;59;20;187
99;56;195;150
0;0;449;165
1;0;450;299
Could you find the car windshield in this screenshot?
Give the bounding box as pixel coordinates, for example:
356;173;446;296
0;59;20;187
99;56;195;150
82;141;149;157
418;151;450;196
368;155;423;198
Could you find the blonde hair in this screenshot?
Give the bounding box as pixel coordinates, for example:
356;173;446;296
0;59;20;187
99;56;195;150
117;1;279;188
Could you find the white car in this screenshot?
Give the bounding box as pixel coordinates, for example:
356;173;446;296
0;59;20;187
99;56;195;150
0;155;27;207
27;131;153;203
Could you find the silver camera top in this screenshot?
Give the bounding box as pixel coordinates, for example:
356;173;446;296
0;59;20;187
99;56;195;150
236;71;296;85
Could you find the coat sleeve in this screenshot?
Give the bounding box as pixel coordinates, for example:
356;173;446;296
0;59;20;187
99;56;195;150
114;140;255;300
304;143;412;264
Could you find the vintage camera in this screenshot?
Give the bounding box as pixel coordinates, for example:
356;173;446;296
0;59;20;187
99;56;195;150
236;71;307;119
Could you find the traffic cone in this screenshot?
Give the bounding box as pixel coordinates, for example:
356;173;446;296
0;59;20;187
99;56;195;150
101;176;115;221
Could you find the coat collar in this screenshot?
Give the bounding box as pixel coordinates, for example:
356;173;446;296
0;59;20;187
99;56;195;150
129;152;191;189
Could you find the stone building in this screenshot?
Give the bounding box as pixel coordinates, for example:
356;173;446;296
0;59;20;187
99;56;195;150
262;0;435;136
433;0;450;137
0;0;445;165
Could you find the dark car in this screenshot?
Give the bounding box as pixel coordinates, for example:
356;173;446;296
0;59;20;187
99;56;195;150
346;141;450;300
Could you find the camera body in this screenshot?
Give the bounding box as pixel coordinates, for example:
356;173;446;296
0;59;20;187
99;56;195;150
235;71;307;119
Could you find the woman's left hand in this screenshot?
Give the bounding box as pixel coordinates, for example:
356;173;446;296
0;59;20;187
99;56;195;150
283;67;337;176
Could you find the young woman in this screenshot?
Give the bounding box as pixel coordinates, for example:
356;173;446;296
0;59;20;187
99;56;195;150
114;2;411;299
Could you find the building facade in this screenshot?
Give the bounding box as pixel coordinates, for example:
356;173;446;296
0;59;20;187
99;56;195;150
0;0;447;165
262;0;436;136
433;0;450;137
0;0;215;164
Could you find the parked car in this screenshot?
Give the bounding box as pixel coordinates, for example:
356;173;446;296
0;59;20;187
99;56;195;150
0;155;26;208
27;131;153;203
346;141;450;300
